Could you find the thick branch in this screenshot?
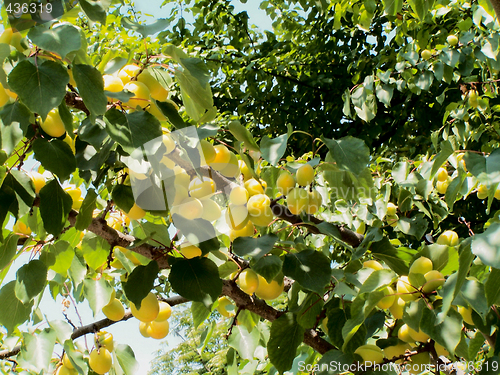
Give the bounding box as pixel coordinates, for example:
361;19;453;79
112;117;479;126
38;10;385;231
67;210;171;269
0;295;189;360
64;91;90;116
489;0;500;23
222;280;335;355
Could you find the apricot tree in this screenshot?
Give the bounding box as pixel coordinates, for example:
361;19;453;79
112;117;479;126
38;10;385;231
0;0;500;374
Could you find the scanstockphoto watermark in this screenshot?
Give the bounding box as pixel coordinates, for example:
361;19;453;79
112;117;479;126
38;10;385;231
298;360;498;373
3;0;78;31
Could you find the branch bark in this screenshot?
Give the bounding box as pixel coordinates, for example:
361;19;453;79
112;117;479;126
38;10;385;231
0;295;189;360
222;280;335;355
489;0;500;23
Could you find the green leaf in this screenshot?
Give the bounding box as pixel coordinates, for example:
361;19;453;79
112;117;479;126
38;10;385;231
396;214;428;240
121;17;171;37
156;100;189;129
17;328;56;373
104;89;134;102
326;307;349;347
83;277;113;317
251;255;282;283
123;261;159;307
47;241;75;276
228;325;260;360
111;184;135;214
0;101;32;134
232;234;278;260
48;321;72;345
0;234;19;271
115;344;140;374
33;138;76;180
4;169;35;207
228;120;259;152
321;136;370;175
430;141;454;179
0;116;23;156
191;301;211;329
472;223;500;268
420;307;462;355
171;214;219;255
283;250;331;295
75;188;97;230
260;134;288;166
39;179;73;236
461;279;489;318
104;108;162;153
79;0;107;24
63;340;88;374
359;269;396;293
296;293;324;329
15;260;47;304
0;281;33;334
28;24;81;59
8;60;69;120
169;55;215;122
81;232;109;270
485;267;500;306
370;237;411;275
140;222;171;247
169;258;222;306
73;64;108;119
268;313;305;374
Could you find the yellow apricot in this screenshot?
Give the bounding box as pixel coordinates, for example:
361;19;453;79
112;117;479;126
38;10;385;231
296;164;314;186
389;297;405;319
277;170;295;196
244;178;265;196
219;152;240;178
437;167;448;182
124;81;150;109
156;301;172;321
226;204;249;230
254;275;284;300
13;221;31;236
40;109;66;138
229;186;249;205
305;189;322;214
137;69;169;102
146;319;170;339
376;286;395;309
103;74;123;102
118;64;141;84
238;269;260;295
174;197;204;220
180;243;203;259
477;184;488;199
209;145;231;171
287;187;309;215
396;276;420;301
200;140;216;164
89;348;112;375
217;296;236;318
126;203;146;220
130;292;159;322
139;322;150;338
363;260;384;270
200;198;222;221
238;159;252;181
102;298;125;321
188;177;215;199
229;220;255;241
0;83;10;107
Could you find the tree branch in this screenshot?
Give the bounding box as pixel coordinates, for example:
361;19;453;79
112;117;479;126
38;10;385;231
0;295;189;360
222;279;335;355
489;0;500;23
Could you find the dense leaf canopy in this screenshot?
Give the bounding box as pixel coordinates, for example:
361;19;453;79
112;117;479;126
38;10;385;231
0;0;499;375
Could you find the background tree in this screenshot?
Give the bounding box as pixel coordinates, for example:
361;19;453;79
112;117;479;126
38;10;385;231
0;0;499;375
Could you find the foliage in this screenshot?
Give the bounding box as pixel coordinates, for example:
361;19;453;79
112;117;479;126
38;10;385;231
0;0;499;375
